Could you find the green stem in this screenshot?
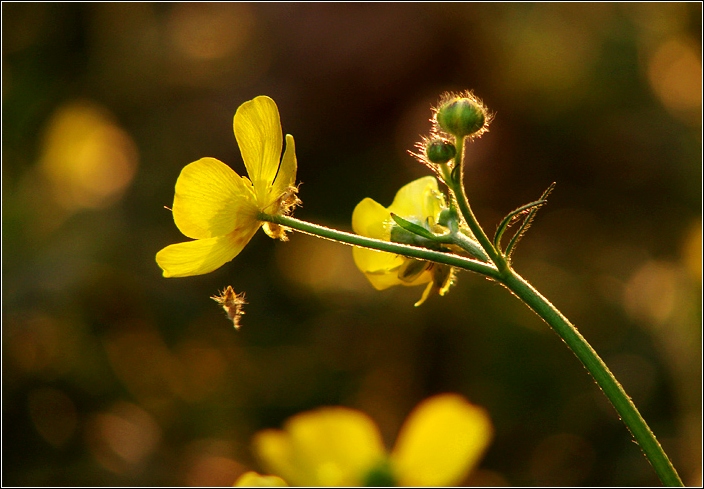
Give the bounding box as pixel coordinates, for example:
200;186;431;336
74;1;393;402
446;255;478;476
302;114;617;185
450;133;680;485
500;270;683;486
261;211;683;486
448;138;507;271
439;230;490;262
259;213;501;280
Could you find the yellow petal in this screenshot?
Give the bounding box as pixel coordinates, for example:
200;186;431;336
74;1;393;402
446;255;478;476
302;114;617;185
253;429;306;487
352;195;437;291
234;96;283;197
387;176;444;225
352;197;392;240
390;394;493;487
172;157;258;240
254;407;386;487
233;471;288;487
413;281;435;307
270;134;297;205
156;229;258;277
352;246;404;286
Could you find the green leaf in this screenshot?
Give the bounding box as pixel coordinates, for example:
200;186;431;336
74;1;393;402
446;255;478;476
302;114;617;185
494;199;548;251
504;182;555;259
390;213;437;240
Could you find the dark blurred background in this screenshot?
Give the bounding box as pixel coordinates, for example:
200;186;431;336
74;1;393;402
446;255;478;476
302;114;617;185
2;3;701;486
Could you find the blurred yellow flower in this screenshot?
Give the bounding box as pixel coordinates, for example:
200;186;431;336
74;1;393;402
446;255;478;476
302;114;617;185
234;471;288;487
352;176;454;306
156;96;299;277
247;393;493;487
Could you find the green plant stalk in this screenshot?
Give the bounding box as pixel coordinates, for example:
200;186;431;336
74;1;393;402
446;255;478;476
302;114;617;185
260;212;684;486
440;230;490;262
501;270;683;486
259;213;501;280
450;138;682;486
447;137;507;271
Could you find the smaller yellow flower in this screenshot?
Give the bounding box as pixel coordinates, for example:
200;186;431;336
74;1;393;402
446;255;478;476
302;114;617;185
352;176;455;306
250;393;493;487
156;96;299;277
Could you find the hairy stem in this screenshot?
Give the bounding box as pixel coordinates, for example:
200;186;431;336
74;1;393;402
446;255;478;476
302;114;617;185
447;137;507;271
259;213;501;280
500;270;683;486
440;230;490;262
261;211;683;486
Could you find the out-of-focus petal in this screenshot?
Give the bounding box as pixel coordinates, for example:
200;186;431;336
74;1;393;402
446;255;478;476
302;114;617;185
387;176;443;224
234;96;283;197
270;134;297;206
233;471;288;487
390;394;493;487
172;157;257;240
156;229;257;277
352;198;392;240
252;430;303;488
254;407;386;487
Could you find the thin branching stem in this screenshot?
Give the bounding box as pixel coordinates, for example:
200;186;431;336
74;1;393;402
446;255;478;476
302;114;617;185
446;136;508;272
501;270;683;486
261;139;684;485
259;213;501;280
449;135;683;486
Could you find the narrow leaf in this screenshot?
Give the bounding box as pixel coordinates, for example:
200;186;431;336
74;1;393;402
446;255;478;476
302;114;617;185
504;182;556;259
390;213;436;240
493;199;547;251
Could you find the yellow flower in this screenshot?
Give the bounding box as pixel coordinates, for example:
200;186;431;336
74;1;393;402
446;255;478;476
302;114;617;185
249;393;493;487
156;96;299;277
352;176;454;306
234;471;288;487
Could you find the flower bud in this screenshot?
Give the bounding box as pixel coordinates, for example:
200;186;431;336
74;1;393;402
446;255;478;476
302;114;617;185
425;139;456;164
437;207;459;232
436;94;488;138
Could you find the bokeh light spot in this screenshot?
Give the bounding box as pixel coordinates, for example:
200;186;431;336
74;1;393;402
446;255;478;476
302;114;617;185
38;101;139;211
623;260;678;327
681;219;702;282
6;313;61;375
488;5;602;111
276;233;371;295
28;387;78;448
182;439;245;486
103;322;182;405
85;402;161;475
166;3;255;60
648;37;702;118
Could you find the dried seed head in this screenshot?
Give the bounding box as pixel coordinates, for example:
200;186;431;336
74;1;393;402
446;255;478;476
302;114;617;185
211;286;246;330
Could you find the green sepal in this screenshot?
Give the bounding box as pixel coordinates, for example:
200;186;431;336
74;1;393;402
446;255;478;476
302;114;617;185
438;207;460;233
390;213;437;240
